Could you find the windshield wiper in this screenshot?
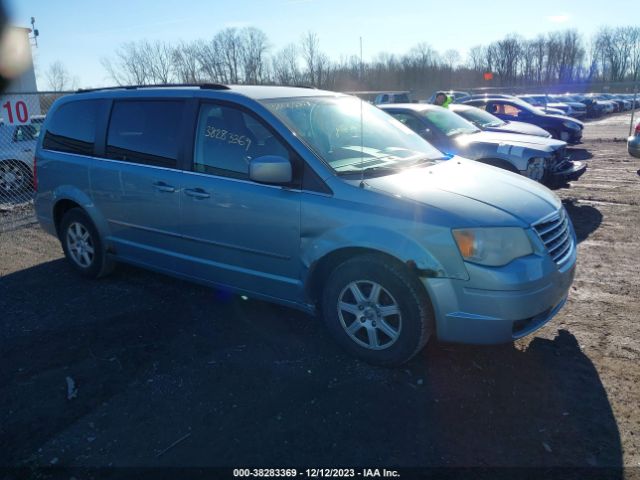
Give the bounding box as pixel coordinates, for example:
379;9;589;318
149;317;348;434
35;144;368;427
447;128;474;137
337;165;402;178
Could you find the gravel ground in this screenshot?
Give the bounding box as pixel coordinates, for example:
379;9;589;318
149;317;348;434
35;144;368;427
0;112;638;473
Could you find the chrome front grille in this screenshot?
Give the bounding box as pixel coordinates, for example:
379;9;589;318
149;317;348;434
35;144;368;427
534;208;573;264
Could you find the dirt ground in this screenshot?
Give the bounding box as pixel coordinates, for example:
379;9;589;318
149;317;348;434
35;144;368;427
0;112;638;474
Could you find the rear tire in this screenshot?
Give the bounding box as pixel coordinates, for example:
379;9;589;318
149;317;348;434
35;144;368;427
321;254;435;366
59;208;114;278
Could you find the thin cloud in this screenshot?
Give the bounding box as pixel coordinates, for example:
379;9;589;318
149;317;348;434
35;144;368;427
547;14;570;23
223;21;252;29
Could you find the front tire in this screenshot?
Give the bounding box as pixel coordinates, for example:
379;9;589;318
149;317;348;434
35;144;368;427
59;208;114;278
321;254;435;366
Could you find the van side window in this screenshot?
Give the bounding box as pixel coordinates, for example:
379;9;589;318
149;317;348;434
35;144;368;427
193;103;290;179
106;101;183;168
42;101;99;155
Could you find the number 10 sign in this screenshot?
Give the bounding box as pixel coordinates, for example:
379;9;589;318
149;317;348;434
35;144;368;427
1;95;42;125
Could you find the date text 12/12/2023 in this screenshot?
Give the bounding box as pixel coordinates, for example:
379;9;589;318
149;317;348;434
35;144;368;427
232;468;401;478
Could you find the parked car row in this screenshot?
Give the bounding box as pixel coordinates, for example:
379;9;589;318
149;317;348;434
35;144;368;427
429;90;638;120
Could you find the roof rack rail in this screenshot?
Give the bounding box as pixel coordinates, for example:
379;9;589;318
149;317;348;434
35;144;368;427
76;83;230;93
293;84;318;90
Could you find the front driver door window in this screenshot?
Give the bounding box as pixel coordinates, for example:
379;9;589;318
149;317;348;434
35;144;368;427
178;102;302;301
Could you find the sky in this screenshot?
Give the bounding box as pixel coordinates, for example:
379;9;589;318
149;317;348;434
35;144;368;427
5;0;635;89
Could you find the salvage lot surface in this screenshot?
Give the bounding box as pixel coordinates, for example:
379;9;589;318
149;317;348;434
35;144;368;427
1;113;638;470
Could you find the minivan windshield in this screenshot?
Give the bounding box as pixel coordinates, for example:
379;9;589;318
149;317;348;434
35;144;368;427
262;96;445;175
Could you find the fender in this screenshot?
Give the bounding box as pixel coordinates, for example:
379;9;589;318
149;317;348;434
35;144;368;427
301;224;469;282
51;185;112;245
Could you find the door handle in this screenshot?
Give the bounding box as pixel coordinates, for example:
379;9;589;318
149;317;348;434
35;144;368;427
23;148;32;152
184;188;210;199
152;182;176;193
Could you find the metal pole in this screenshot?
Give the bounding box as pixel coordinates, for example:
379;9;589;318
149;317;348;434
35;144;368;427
630;80;638;137
359;37;363;82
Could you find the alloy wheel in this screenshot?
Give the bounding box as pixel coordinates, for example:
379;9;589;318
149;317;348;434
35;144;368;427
66;222;95;268
337;280;402;350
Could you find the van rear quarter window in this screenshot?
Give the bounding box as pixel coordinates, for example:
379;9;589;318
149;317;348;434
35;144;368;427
42;100;99;155
106;100;183;168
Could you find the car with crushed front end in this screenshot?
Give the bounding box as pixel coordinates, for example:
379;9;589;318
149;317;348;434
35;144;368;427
34;85;577;366
379;103;585;186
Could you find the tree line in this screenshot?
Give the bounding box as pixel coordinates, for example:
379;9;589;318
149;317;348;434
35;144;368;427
48;26;640;97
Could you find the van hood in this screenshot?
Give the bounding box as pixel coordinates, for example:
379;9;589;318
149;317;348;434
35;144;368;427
458;131;566;153
356;157;562;227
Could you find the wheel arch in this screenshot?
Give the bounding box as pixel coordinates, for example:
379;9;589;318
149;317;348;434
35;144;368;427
53;198;83;236
51;186;110;243
304;247;436;308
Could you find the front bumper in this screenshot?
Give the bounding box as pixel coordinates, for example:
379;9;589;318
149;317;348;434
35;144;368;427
549;160;587;183
423;231;577;345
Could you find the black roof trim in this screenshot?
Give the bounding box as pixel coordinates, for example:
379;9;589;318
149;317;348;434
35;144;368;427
76;83;230;93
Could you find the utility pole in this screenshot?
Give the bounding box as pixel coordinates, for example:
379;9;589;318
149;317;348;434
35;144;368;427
359;37;363;82
630;80;638;137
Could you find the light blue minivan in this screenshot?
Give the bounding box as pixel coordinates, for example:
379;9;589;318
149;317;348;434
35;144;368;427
34;85;577;365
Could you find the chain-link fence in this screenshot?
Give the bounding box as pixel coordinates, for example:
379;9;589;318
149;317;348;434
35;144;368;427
0;91;71;232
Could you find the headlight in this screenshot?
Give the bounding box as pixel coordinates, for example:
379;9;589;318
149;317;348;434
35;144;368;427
562;121;579;130
525;157;546;182
452;227;533;266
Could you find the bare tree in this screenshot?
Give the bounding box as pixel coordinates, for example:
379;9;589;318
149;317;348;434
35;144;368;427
443;49;461;70
102;42;150;85
272;44;301;85
141;40;174;84
45;61;76;91
466;46;485;71
627;27;640;82
173;40;204;83
241;27;269;84
101;40;175;85
216;28;244;83
301;31;321;85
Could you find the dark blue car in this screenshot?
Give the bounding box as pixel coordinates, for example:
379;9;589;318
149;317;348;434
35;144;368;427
463;97;584;144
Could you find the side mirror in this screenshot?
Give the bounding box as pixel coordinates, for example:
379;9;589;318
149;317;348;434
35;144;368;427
249;155;292;184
